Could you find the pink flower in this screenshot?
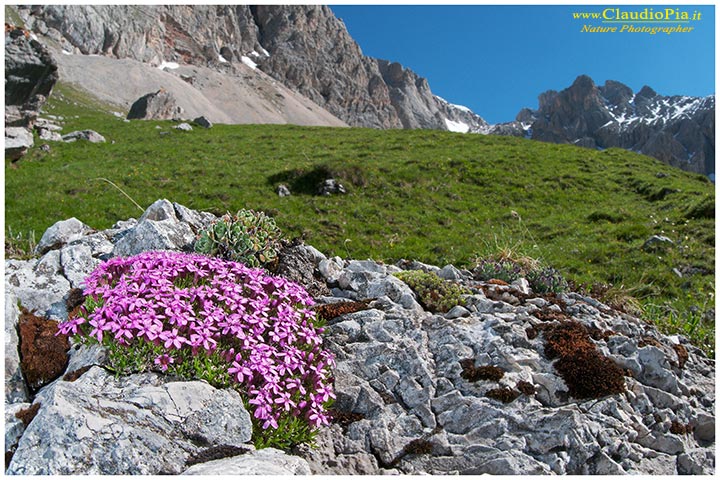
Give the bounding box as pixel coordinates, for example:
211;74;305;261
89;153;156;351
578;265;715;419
262;416;279;430
154;354;174;372
228;360;253;383
159;328;186;349
274;391;296;412
57;250;335;434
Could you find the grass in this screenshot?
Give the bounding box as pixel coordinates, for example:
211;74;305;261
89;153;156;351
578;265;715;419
5;81;715;355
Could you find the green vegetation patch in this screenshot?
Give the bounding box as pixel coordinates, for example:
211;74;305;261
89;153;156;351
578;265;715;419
5;81;715;355
395;270;470;313
194;209;282;268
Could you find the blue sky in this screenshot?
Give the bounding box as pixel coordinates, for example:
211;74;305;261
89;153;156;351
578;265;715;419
330;4;715;124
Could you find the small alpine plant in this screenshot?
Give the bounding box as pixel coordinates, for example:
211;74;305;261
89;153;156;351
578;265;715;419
58;250;335;448
194;209;281;268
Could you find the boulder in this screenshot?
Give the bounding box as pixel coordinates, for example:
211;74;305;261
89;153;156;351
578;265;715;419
5;288;29;404
437;264;466;281
66;232;115;260
275;242;330;298
642;235;675;251
172;201;216;231
36;217;93;255
127;89;182;120
318;256;344;284
4;25;58;163
37;127;62;141
113;200;197;257
7;367;253;475
5;254;72;321
113;219;195;257
277;184;291;197
317;178;346;195
5;127;34;160
59;243;100;288
181;448;311;475
192;116;212;128
139;198;178;222
174;122;193;131
61;130;106;143
35;119;63;141
34;117;62;131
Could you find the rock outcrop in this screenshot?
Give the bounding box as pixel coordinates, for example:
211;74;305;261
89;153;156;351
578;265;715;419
4;127;35;161
4;23;58;160
7;367;254;475
15;4;487;132
491;75;715;175
4;201;715;475
60;130;106;143
127;89;183;120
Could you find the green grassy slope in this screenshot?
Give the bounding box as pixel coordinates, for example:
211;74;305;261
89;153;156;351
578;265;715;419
5;82;715;354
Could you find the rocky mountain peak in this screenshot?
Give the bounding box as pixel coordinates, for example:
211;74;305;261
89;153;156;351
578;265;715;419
18;4;485;133
490;74;714;175
600;80;634;106
537;90;559;110
570;74;596;92
637;85;659;99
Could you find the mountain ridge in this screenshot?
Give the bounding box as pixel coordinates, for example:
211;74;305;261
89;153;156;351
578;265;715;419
491;75;715;175
16;4;486;133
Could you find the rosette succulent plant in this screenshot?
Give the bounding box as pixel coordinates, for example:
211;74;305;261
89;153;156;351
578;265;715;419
194;209;281;268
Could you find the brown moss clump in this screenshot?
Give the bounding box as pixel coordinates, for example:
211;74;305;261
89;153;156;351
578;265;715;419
669;421;694;435
516;380;536;396
65;288;86;321
63;365;92;382
587;326;616;342
543;320;626;400
460;359;504;382
15;402;41;427
65;287;86;311
534;308;568;322
314;299;371;321
185;445;250;467
542;292;568;310
486;387;521;403
19;308;70;392
673;344;689;369
329;407;365;432
403;438;434;455
638;336;663;349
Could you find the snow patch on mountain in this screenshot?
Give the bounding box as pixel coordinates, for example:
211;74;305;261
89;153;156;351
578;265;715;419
434;95;492;134
158;61;179;70
450;103;472;113
241;56;258;70
444;118;470;133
